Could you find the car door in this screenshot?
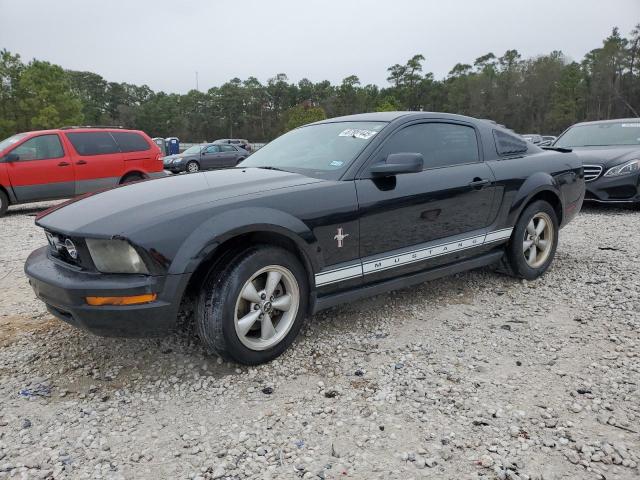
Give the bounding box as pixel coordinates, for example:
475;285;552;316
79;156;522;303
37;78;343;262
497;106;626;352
200;145;224;169
355;121;497;284
219;145;240;166
110;131;154;173
4;133;75;202
63;131;124;194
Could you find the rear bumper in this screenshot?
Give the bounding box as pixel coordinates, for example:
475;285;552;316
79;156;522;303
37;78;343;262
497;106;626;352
585;172;640;204
24;246;188;337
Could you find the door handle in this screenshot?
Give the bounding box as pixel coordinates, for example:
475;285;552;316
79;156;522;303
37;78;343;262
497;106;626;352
76;160;87;165
58;161;71;167
468;178;491;189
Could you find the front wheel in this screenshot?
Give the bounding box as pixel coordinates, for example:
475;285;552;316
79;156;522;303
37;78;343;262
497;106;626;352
196;246;308;365
186;161;200;173
503;200;559;280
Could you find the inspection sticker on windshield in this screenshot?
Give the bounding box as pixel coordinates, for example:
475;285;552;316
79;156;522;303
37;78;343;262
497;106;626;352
621;123;640;127
339;128;378;140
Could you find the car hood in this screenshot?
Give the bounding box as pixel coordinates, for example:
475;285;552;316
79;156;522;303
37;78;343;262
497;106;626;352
36;168;323;237
569;146;640;167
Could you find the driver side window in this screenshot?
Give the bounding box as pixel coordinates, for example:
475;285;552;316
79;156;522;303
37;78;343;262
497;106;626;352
380;122;480;169
12;134;64;161
205;145;220;154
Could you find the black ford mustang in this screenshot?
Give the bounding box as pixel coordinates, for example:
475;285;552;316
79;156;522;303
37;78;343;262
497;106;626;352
25;112;585;365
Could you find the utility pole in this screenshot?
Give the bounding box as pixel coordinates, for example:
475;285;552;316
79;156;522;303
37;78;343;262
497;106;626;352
195;71;199;91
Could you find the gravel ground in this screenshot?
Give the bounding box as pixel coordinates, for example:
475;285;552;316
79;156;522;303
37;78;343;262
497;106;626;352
0;201;638;480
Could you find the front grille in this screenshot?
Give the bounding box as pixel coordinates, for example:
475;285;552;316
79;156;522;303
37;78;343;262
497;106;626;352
583;165;603;182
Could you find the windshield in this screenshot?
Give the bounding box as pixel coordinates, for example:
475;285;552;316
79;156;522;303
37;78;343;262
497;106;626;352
0;133;27;153
239;121;387;179
555;121;640;147
182;145;203;155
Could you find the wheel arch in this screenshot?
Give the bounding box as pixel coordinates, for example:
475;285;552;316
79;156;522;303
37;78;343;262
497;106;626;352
183;229;316;307
510;173;564;226
0;184;14;204
119;170;146;183
171;207;319;306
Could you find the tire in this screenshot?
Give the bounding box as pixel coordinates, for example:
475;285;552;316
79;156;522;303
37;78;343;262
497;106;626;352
503;200;559;280
121;173;144;184
196;246;309;365
186;161;200;173
0;190;8;217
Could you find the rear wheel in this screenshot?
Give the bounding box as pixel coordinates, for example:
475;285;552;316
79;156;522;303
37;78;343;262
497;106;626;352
121;173;144;184
186;161;200;173
196;246;308;365
503;200;558;280
0;190;9;217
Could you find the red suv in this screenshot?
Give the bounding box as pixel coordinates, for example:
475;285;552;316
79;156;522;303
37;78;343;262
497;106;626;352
0;127;165;217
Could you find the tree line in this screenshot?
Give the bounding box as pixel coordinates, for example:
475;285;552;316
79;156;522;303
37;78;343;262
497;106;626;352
1;26;639;143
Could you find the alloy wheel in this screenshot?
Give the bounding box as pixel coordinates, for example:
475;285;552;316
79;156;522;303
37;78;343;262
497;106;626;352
234;265;300;351
187;162;199;173
522;212;554;268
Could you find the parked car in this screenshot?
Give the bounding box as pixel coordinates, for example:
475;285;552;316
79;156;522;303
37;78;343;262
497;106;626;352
25;112;584;365
214;138;252;152
522;134;543;144
553;118;640;204
0;127;164;217
163;143;248;173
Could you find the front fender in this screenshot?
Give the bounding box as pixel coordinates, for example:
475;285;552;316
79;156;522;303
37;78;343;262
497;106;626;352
169;207;318;275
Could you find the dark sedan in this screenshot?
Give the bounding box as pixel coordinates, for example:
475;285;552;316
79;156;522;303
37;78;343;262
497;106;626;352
163;143;248;173
554;119;640;205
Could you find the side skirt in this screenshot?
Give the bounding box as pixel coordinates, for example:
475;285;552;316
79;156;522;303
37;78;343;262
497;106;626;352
311;249;505;314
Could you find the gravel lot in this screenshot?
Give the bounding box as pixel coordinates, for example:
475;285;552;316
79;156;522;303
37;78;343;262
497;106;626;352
0;201;638;480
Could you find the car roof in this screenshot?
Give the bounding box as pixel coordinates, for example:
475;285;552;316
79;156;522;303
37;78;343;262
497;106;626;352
572;118;640;127
15;127;145;136
310;111;489;125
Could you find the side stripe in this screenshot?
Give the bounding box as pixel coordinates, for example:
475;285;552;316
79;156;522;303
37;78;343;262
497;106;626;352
315;264;364;287
314;227;513;287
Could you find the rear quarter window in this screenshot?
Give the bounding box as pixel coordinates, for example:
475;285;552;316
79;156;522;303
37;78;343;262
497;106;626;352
66;132;119;156
493;130;528;156
111;131;150;152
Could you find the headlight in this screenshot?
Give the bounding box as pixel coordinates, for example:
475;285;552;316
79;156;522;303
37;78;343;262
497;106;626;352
604;159;639;177
172;157;184;164
86;238;149;274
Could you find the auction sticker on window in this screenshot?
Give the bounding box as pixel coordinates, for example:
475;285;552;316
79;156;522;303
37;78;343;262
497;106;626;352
339;129;379;140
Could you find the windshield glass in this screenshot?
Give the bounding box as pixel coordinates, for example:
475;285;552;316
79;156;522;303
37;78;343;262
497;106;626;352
0;133;27;153
555;122;640;147
239;121;387;179
182;145;203;155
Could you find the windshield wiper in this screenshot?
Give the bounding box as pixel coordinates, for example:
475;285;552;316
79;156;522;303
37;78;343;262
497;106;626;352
256;166;290;172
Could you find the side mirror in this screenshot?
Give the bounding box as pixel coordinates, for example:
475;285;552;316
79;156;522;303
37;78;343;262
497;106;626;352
370;153;424;177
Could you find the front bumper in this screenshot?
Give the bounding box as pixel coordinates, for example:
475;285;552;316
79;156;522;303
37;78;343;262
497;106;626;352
585;171;640;204
163;162;185;173
24;246;189;337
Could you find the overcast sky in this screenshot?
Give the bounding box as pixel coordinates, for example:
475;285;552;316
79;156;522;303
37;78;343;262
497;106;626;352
1;0;639;93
